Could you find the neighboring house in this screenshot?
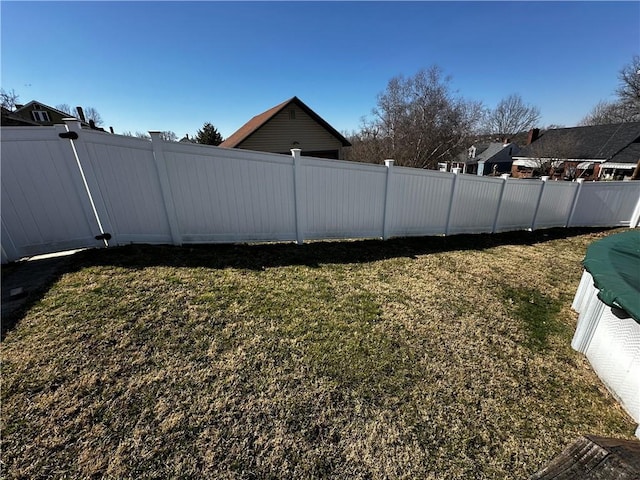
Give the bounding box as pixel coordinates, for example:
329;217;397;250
455;142;520;175
5;101;89;128
220;96;352;160
512;122;640;180
599;141;640;180
1;106;40;126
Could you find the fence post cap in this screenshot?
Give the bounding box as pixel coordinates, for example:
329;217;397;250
384;159;394;167
63;118;82;131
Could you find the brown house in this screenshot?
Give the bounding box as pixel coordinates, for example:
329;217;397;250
511;123;640;180
1;106;40;126
4;101;89;127
220;96;351;159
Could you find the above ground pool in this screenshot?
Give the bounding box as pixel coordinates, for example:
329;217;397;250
583;230;640;323
571;229;640;438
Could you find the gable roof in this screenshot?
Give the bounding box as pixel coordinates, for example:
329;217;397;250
458;142;519;165
515;122;640;161
609;142;640;164
220;96;351;148
15;100;80;119
1;106;40;126
12;100;90;127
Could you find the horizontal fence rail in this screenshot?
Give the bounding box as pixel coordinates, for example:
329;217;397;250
2;121;640;263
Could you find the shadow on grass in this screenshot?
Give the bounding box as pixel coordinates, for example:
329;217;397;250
1;227;614;340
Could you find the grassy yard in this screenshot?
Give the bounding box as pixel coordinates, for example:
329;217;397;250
1;228;636;479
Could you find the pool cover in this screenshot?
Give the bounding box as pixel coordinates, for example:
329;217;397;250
583;230;640;324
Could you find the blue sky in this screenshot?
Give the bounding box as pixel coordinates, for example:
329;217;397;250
2;1;638;139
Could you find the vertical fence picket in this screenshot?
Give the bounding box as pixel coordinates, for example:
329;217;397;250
566;178;585;228
150;132;183;245
530;177;547;231
61;120;115;246
1;217;20;263
382;159;394;240
492;176;509;233
292;149;305;244
444;171;459;236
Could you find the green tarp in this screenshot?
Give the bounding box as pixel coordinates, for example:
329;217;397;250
583;230;640;324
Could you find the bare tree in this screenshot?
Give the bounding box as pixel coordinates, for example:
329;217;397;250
83;106;104;126
581;55;640;125
579;100;638;125
1;88;20;111
159;131;178;142
483;94;541;137
343;123;387;164
348;66;483;168
122;130;183;142
55;104;73;115
616;54;640;106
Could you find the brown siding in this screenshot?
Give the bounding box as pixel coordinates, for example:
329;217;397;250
237;104;344;157
13;105;70;126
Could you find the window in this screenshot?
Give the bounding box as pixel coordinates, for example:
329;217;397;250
289;109;296;120
31;110;50;122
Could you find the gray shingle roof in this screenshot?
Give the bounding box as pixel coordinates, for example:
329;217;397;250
515;122;640;161
460;142;519;165
609;142;640;164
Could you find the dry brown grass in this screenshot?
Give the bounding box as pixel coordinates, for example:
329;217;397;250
1;228;636;479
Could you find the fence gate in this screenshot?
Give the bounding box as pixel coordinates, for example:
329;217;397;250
1;125;108;263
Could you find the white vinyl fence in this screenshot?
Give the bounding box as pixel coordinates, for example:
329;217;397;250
2;119;640;263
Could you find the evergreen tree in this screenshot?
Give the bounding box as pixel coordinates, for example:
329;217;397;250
195;122;223;145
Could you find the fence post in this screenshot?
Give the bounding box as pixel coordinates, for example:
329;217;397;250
61;119;115;246
292;149;305;244
492;175;510;233
444;170;460;235
566;178;585;228
149;132;182;246
530;176;548;231
382;159;394;240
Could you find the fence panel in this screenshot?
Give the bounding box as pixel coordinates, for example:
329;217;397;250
495;180;543;232
386;169;454;237
74;130;173;245
3;123;640;264
161;143;297;243
533;181;579;229
301;157;387;240
0;127;104;261
447;175;504;234
569;182;640;227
